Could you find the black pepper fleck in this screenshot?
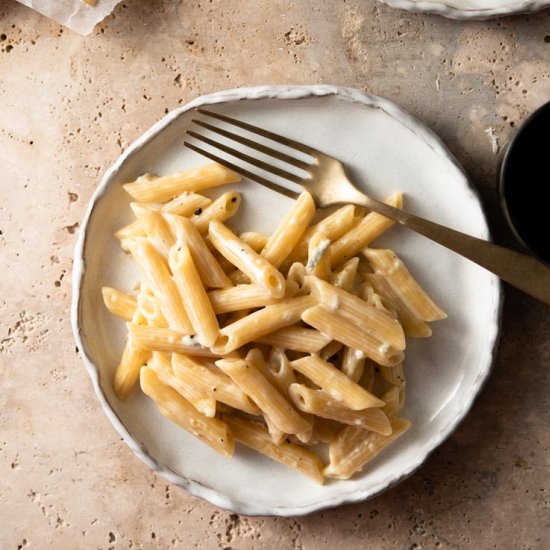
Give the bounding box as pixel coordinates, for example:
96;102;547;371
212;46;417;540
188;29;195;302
194;208;202;215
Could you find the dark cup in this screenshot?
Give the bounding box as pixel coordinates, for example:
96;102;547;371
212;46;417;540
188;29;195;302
499;101;550;265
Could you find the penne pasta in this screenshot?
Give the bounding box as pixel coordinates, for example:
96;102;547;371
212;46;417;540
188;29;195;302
289;384;392;435
287;262;307;288
216;357;312;435
164;213;231;289
381;385;405;417
240;232;268;251
325;417;411;479
130;203;175;257
113;336;150;400
207;281;299;315
287;204;363;263
161;192;212;216
330;192;403;267
136;290;168;328
302;305;404;367
379;362;406;388
140;367;234;457
104;161;448;481
123;164;240;203
115;219;146;241
171;353;260;415
243;348;312;442
102;287;137;321
192;191;241;233
268;348;298;400
290;355;385;410
340;347;366;383
261;191;316;268
224;415;324;484
127;323;218;357
263;415;287;444
359;360;376;393
212;295;317;354
209;221;286;299
305;275;406;350
257;326;332;354
364;273;432;337
169;243;220;347
363;248;447;322
380;363;406;412
331;257;360;292
128;239;193;333
319;340;343;361
149;352;216;417
309;417;338;445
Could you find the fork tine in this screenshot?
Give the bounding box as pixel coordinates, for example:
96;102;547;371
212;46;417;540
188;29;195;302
192;119;311;172
186;130;305;185
197;108;317;156
183;141;300;200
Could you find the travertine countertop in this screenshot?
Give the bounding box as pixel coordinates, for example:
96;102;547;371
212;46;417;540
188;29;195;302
1;1;549;548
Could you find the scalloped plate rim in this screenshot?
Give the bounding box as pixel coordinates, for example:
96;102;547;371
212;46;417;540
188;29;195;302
378;0;550;19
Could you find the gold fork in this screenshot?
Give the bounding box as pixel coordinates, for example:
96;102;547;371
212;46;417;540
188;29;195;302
184;108;550;306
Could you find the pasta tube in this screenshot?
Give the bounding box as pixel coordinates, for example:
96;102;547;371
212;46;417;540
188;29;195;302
113;337;150;400
363;248;447;322
224;415;324;484
172;353;260;415
330;192;402;266
102;287;137;321
289;384;391;435
140;367;234;457
261;191;316;268
161;192;212;216
130;203;175;257
305;275;405;350
216;358;311;435
207;281;299;315
169;243;219;347
325;417;410;479
256;326;332;354
123;164;240;203
209;221;286;299
127;323;218;357
149;353;216;417
192;191;241;233
290;355;385;410
331;257;360;292
287;204;363;263
129;239;192;333
212;295;317;354
302;305;404;367
164;213;231;289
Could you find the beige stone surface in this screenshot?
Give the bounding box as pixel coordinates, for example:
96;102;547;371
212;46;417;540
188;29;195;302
1;0;550;548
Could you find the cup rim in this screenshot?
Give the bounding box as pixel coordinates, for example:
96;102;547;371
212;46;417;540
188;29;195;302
499;100;550;265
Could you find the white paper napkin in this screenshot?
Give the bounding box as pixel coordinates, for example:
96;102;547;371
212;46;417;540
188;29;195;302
16;0;123;36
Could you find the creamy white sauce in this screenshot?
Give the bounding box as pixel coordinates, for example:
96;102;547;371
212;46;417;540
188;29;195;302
378;342;391;354
387;259;402;276
306;239;330;270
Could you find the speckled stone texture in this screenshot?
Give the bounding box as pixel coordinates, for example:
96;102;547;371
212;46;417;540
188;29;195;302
1;1;549;548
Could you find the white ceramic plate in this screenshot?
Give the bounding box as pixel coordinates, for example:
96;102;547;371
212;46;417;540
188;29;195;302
379;0;550;19
72;85;501;516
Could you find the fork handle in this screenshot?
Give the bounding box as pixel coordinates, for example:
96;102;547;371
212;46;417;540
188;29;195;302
359;196;550;306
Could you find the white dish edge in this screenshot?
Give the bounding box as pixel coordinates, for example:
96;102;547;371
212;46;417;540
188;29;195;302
378;0;550;19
